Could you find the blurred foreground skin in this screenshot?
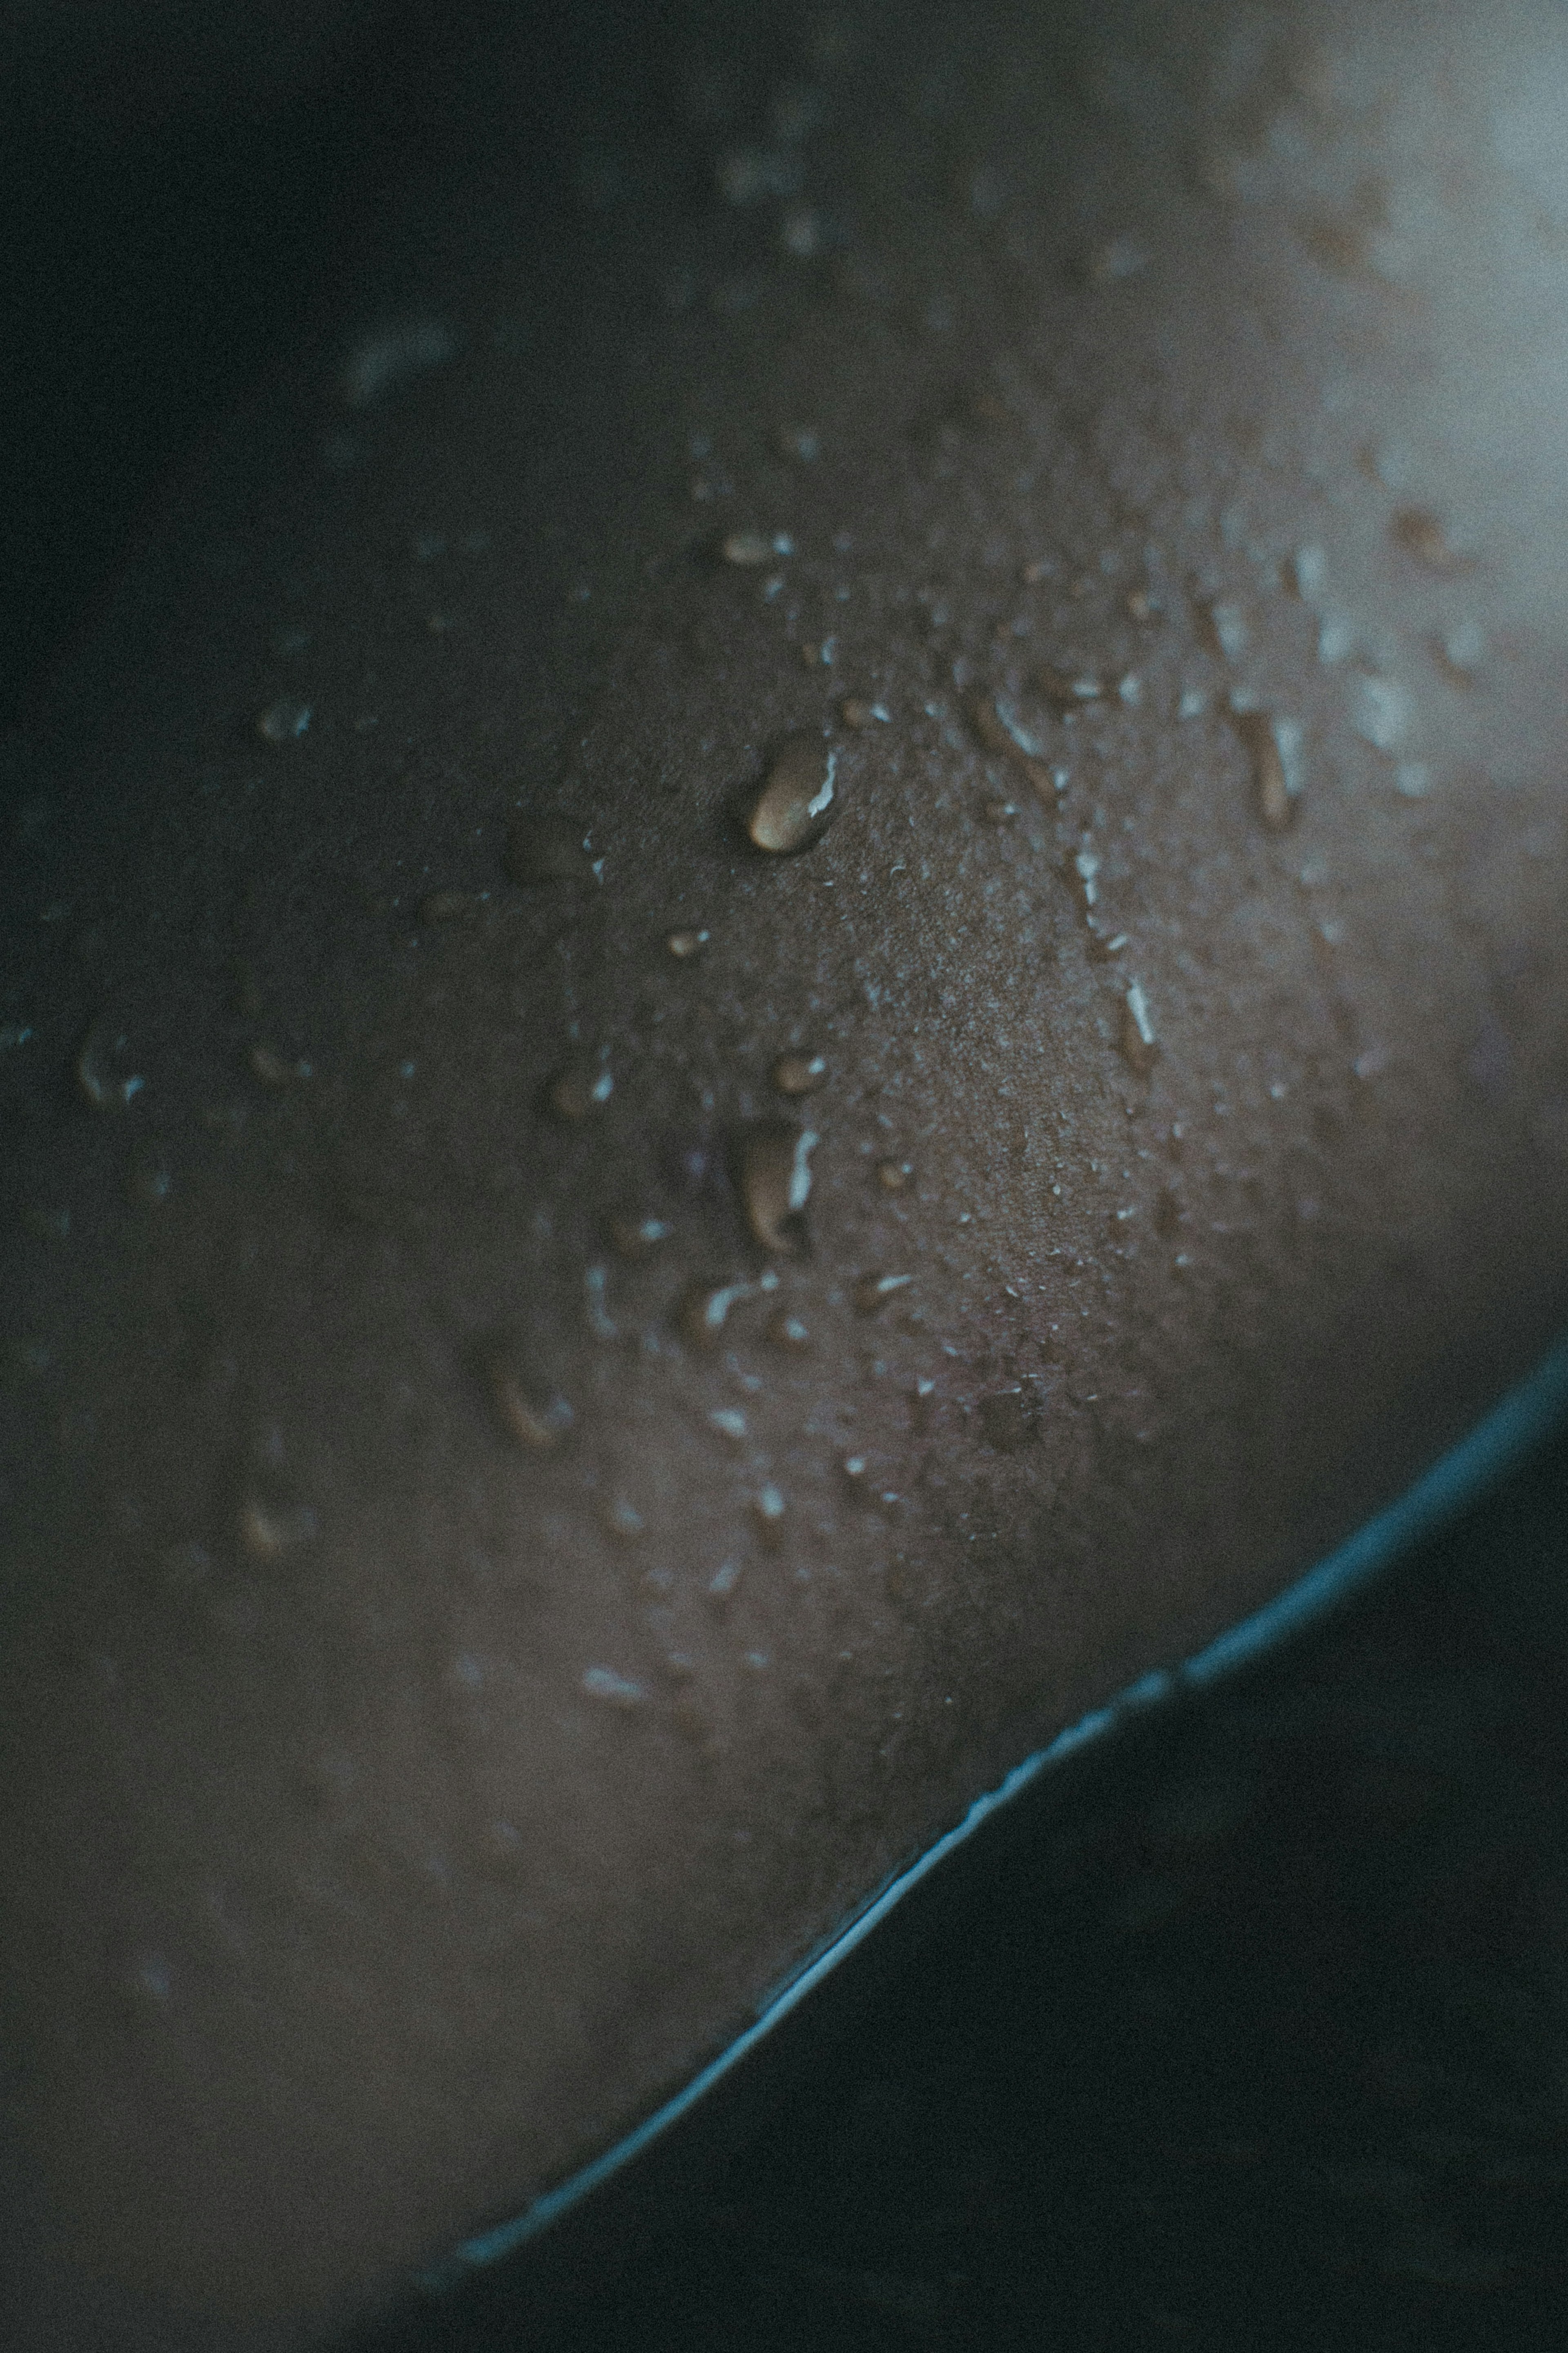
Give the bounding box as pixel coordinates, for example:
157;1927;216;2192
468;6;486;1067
3;0;1568;2342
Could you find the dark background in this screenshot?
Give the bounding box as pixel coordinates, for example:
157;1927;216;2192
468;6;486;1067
5;9;1567;2346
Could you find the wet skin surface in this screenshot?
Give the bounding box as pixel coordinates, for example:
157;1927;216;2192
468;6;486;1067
2;1;1568;2342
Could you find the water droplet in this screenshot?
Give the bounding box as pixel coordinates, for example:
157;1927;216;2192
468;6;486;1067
584;1263;617;1340
780;203;823;259
339;319;454;407
799;636;837;669
667;928;710;958
486;1350;574;1451
743;734;837;854
1351;674;1408;752
602;1498;645;1540
1391;507;1470;575
421;888;486;923
978;1387;1042;1451
853;1270;913;1315
709;1407;748;1441
582;1665;644;1707
127;1142;173;1206
1353;1044;1389;1081
1036;666;1102;711
239;1495;318;1558
708;1558;742;1604
1205;602;1250;662
257;698;312;744
608;1212;672;1259
721;528;794;566
679;1277;757;1349
548;1066;613;1122
1071;840;1101;910
1394;762;1432;800
767;1308;811;1350
876;1159;913;1192
0;1022;34;1054
752;1483;788;1543
775;424;820;462
965;690;1046;766
771;1051;826;1096
840;697;890;729
1437;620;1484;683
1119;983;1159;1076
739;1123;817;1254
1082;233;1150;286
76;1023;145;1109
1234;711;1304;831
1290;544;1327;603
249;1044;313;1086
1317;616;1355;665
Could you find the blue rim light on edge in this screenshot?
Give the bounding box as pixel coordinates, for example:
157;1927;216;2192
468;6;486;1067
416;1335;1568;2297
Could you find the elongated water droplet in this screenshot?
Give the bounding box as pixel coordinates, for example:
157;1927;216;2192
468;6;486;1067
77;1024;145;1109
421;888;486;923
1119;982;1159;1076
666;928;710;958
582;1665;644;1707
1071;841;1101;910
1036;666;1102;711
771;1051;826;1096
853;1270;913;1315
1204;602;1249;662
1235;712;1303;831
1391;507;1469;575
486;1351;574;1451
680;1277;756;1349
505;819;590;885
257;699;312;743
965;690;1045;763
584;1263;617;1339
608;1213;672;1259
708;1558;742;1603
739;1123;817;1253
548;1066;613;1122
840;697;890;729
744;734;837;854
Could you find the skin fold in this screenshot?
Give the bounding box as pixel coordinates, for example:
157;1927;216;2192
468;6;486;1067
2;0;1567;2342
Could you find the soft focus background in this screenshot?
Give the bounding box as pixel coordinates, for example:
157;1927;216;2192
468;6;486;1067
5;9;1567;2345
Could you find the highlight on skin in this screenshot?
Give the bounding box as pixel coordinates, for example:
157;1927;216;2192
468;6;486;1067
2;1;1568;2344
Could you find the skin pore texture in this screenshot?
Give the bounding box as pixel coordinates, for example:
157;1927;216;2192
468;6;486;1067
3;0;1568;2342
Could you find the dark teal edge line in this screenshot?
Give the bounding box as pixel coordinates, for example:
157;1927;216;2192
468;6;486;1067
416;1334;1568;2296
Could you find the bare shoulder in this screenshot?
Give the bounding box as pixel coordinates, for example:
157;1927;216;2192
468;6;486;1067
3;1;1567;2338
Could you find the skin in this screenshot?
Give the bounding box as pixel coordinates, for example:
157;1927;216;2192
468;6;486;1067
3;0;1568;2341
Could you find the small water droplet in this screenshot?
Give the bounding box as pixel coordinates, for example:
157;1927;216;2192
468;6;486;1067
721;528;794;566
965;690;1045;764
421;888;486;923
752;1483;788;1543
978;1387;1042;1451
775;424;820;461
840;697;890;729
739;1123;817;1254
1353;1044;1389;1081
1290;544;1327;603
667;928;710;958
602;1498;645;1540
766;1308;810;1350
0;1022;34;1054
249;1044;313;1086
680;1277;757;1348
1204;602;1250;662
709;1407;748;1441
1036;666;1102;711
1391;507;1469;575
1082;233;1150;286
239;1495;318;1558
76;1023;145;1109
1234;711;1304;831
127;1143;173;1206
1071;840;1101;910
799;636;837;668
608;1212;672;1258
548;1066;613;1122
1437;620;1484;682
1394;762;1431;800
1119;983;1159;1076
708;1558;742;1603
257;699;312;744
771;1051;826;1095
582;1665;644;1707
505;819;591;885
1351;674;1407;752
486;1351;574;1451
876;1159;913;1192
853;1270;913;1314
584;1262;617;1340
743;734;837;853
780;203;822;259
